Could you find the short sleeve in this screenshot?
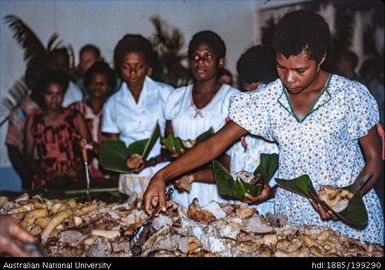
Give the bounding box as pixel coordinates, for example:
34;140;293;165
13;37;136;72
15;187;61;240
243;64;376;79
229;89;274;141
346;81;379;140
101;97;119;134
164;86;186;120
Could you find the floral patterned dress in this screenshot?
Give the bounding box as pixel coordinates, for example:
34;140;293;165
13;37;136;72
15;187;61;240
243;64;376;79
30;109;82;190
229;74;384;245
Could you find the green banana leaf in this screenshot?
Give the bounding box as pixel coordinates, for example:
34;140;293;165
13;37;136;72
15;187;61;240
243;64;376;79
99;122;161;173
275;173;371;229
100;140;131;173
196;127;214;142
162;135;185;157
253;153;279;185
33;177;127;203
212;160;263;201
162;127;214;157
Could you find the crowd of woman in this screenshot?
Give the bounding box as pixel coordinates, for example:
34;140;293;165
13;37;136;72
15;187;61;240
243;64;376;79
2;9;384;256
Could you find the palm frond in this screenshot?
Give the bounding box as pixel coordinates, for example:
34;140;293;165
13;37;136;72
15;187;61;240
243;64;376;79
5;15;46;64
46;32;63;51
1;77;29;110
0;77;29;128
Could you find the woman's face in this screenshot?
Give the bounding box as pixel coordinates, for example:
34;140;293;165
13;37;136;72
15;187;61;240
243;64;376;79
190;43;223;82
120;52;150;90
87;73;111;99
43;83;64;111
276;51;324;94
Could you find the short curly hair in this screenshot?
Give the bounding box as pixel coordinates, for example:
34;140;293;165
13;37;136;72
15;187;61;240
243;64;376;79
113;34;154;72
83;61;117;91
273;10;330;63
188;30;226;59
236;45;277;84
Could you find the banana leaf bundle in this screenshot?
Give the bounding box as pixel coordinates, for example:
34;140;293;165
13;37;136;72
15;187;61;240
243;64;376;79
162;127;214;157
99;122;161;173
213;153;279;201
275;173;372;229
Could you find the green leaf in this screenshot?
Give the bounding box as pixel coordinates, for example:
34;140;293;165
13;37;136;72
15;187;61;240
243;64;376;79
276;175;368;229
276;175;315;199
253;153;279;185
141;122;161;160
162;135;185;157
100;139;131;173
100;123;160;173
162;127;214;157
196;127;214;142
212;160;263;201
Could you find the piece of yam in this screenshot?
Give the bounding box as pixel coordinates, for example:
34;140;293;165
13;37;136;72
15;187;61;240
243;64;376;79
41;210;71;243
91;230;120;239
21;209;48;229
35;217;50;229
8;203;34;214
74;203;98;216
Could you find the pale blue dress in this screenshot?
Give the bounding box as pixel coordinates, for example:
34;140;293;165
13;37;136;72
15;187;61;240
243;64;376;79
229;74;384;245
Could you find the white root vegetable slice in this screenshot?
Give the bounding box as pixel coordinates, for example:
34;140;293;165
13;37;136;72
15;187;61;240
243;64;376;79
41;210;71;243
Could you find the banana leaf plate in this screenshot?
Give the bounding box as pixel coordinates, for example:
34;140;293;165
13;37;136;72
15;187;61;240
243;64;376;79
275;173;372;229
213;153;279;201
162;127;214;157
100;122;161;173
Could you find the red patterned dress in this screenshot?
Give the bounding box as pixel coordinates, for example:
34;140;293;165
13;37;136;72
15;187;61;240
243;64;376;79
30;109;82;190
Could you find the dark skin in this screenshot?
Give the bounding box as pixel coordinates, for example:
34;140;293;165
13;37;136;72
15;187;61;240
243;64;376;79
0;215;40;257
144;51;382;221
6;145;33;190
79;73;113;156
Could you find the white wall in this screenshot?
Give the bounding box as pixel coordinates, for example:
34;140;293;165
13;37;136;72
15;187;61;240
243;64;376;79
1;0;277;170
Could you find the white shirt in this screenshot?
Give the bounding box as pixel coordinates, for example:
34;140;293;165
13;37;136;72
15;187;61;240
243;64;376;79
102;76;173;193
62;82;83;108
165;83;240;208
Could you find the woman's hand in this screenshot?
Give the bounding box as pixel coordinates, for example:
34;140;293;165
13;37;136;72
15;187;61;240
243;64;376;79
244;184;275;204
0;215;41;257
309;199;338;221
143;173;167;215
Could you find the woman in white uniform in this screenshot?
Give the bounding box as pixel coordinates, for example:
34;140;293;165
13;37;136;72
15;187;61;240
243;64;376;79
102;34;173;195
164;31;239;208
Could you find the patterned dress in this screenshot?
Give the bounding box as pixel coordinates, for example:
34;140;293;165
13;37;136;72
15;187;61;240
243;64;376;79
229;74;384;245
30;109;82;190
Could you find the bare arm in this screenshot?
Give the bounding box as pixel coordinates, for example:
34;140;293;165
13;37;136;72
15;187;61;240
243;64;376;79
144;121;247;213
357;125;383;195
23;116;44;178
103;132;120;140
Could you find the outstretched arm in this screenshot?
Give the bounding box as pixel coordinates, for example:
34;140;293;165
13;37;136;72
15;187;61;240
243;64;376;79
144;121;247;214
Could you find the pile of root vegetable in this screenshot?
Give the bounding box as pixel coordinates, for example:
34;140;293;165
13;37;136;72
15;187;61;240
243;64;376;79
0;193;383;257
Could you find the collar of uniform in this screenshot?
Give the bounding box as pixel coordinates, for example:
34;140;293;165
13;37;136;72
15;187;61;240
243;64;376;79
277;74;332;123
119;76;152;107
